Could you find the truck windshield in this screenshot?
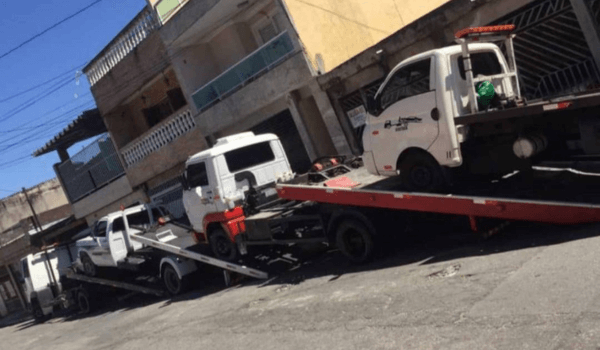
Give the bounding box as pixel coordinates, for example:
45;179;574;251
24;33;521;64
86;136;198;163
224;141;275;173
458;52;502;80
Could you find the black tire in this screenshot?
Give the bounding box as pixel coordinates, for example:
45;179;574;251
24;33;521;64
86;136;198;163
335;219;375;264
31;298;47;322
81;254;97;277
399;152;445;192
162;264;189;296
77;289;93;314
209;228;239;262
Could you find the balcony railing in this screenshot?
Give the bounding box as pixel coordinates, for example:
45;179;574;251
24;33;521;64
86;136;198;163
84;9;161;86
121;108;195;168
191;30;297;112
56;134;125;203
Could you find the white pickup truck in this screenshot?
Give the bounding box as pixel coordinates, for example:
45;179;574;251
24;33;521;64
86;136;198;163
362;25;600;191
75;203;198;295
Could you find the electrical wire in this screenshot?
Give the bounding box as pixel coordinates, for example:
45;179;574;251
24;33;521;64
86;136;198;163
0;62;86;103
0;0;105;60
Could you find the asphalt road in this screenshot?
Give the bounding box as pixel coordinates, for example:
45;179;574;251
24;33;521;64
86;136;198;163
2;219;600;350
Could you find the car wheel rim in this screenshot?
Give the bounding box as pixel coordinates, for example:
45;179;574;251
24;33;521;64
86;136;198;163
216;237;231;256
411;165;432;188
344;229;366;258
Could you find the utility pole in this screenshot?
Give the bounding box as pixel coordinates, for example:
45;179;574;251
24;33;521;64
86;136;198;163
22;187;58;298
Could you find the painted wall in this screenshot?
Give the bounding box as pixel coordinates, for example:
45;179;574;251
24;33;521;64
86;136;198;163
282;0;449;73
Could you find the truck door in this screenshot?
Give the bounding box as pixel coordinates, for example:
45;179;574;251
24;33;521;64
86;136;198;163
183;160;217;232
108;217;127;266
90;220;111;266
369;57;439;175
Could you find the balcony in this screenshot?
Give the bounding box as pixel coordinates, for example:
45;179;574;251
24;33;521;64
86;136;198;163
120;108;195;168
191;31;297;112
84;8;161;86
56;134;125;203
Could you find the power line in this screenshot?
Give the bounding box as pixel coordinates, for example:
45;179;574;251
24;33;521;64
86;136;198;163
0;62;86;103
0;76;75;124
0;0;105;61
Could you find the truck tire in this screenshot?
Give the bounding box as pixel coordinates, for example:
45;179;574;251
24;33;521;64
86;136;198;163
31;298;48;322
81;254;97;277
162;264;189;296
335;219;375;264
77;289;93;314
209;228;239;262
398;153;445;192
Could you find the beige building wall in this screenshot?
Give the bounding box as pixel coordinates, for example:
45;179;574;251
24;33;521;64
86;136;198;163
282;0;449;73
0;179;71;233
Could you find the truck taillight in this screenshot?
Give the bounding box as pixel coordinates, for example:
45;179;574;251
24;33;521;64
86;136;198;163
455;25;516;39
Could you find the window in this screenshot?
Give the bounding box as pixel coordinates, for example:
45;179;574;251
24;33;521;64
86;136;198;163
94;220;108;238
21;259;30;279
187;162;209;187
224;142;275;173
143;87;187;128
127;210;151;228
259;22;279;43
379;58;431;111
112;217;125;232
458;52;502;80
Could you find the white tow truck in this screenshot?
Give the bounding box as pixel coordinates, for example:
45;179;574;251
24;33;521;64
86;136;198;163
362;25;600;191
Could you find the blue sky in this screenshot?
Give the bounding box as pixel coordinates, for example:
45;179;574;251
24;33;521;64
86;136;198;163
0;0;146;199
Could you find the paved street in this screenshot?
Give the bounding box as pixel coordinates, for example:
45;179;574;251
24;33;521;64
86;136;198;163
2;220;600;350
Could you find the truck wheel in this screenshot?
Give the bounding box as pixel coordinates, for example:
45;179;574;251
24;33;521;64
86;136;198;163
209;228;239;262
162;265;189;296
31;298;47;322
81;254;97;277
335;219;375;264
399;153;444;192
77;289;93;314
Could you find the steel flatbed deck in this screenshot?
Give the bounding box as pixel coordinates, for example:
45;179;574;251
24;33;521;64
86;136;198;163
276;166;600;225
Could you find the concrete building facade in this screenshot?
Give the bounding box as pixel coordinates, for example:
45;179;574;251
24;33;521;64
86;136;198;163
81;0;453;218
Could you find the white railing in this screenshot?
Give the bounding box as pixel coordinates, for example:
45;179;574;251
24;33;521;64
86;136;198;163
85;9;161;86
121;108;195;168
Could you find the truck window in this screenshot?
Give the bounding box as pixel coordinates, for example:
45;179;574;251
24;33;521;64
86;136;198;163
127;210;151;227
379;58;431;111
187;162;209;187
112;217;125;232
21;259;30;279
224;141;275;173
94;220;108;238
458;52;502;80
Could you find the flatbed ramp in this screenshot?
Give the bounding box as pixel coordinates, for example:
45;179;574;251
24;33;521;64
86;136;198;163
65;269;165;297
130;224;268;279
277;167;600;225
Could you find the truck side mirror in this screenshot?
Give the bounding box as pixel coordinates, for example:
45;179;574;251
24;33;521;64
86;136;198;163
365;95;380;116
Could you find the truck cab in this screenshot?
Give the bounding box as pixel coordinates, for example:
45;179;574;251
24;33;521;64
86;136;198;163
182;132;294;260
363;26;522;191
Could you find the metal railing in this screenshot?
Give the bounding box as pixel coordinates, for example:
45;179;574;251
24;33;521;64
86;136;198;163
191;30;297;112
121;108;195;168
84;8;161;86
57;134;125;203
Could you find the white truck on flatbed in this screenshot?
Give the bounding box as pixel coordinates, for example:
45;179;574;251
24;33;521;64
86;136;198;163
363;25;600;191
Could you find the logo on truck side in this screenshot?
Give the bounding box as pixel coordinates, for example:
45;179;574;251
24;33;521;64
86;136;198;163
384;117;422;131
